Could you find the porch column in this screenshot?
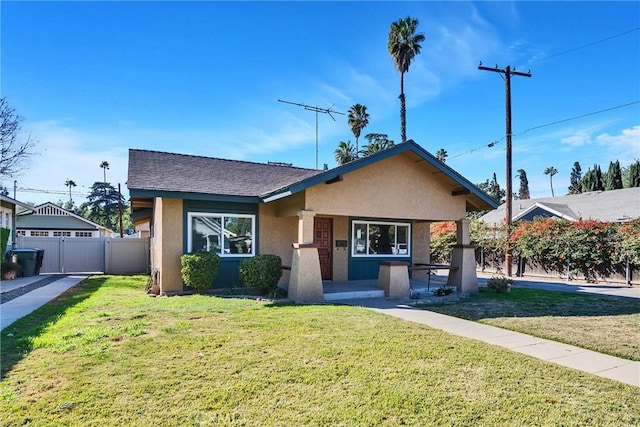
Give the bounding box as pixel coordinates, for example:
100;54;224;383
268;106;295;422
447;219;478;293
288;210;324;302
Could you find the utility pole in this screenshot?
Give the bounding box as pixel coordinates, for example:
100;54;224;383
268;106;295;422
278;99;344;169
478;63;531;277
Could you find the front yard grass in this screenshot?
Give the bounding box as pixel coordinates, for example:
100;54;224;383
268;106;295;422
421;287;640;361
1;275;638;426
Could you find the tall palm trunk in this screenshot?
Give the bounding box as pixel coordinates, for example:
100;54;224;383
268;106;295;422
399;72;406;142
549;176;555;197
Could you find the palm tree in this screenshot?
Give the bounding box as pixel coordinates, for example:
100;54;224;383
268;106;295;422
100;161;110;183
347;104;369;157
64;178;76;204
360;133;395;157
387;16;425;143
334;141;357;165
544;166;558;197
435;148;447;162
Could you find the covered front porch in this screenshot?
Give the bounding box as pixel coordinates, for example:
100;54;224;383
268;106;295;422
282;273;452;302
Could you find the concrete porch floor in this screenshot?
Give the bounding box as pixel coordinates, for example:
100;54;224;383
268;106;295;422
284;274;452;301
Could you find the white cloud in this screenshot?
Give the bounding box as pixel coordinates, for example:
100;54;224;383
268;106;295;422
561;131;592;147
596;125;640;163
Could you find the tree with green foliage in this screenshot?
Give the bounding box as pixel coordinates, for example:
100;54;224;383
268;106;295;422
347;104;369;157
582;164;604;192
568;161;582;194
360;133;395;157
477;173;505;204
604;160;623;190
623;159;640;188
81;182;125;231
334;141;357;165
387;16;425;143
516;169;530;200
435;148;448;163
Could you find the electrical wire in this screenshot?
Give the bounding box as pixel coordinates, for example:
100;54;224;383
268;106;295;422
529;27;640;64
449;100;640;160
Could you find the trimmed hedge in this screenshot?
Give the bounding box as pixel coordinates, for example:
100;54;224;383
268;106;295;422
180;252;220;293
1;227;10;256
239;254;282;294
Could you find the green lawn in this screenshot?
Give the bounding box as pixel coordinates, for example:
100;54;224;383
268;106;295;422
420;287;640;361
1;276;638;426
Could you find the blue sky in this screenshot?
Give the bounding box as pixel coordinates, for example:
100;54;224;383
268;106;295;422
2;1;639;206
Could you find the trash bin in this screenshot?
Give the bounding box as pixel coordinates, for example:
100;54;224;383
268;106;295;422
35;248;45;275
11;248;39;277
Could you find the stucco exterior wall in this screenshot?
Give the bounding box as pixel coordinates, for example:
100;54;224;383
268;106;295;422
152;197;183;293
258;203;297;284
304;153;467;221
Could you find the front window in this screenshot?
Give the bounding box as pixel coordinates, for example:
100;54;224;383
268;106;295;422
352;221;410;256
54;231;72;237
188;213;254;256
30;230;49;237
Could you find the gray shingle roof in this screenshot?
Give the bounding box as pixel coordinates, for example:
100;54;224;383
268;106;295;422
127;149;323;198
481;187;640;224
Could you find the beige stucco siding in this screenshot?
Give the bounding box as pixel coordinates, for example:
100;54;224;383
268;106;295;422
304;153;467;221
151;197;183;293
258;203;297;284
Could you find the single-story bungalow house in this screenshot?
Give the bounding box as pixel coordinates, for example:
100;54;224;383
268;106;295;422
127;140;498;301
16;202;114;238
1;194;32;253
481;187;640;225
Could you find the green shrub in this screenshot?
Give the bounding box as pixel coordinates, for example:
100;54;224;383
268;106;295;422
180;252;220;293
486;275;514;293
1;227;10;256
238;254;282;294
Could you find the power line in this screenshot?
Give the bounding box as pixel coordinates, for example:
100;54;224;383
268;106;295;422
515;100;640;136
18;187;90;196
450;100;640;160
529;27;640;64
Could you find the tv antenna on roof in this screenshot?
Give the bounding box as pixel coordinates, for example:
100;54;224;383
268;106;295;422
278;99;345;169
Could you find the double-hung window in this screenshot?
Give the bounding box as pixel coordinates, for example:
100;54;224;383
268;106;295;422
352;221;410;257
188;213;255;256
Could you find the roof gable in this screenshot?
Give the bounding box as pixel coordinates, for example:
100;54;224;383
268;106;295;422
482;187;640;224
262;140;498;211
17;202;113;232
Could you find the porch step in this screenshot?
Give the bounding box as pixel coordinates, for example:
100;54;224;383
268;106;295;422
324;289;385;301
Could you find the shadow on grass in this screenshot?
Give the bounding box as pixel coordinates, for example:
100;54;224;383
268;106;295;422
421;287;640;320
0;276;106;379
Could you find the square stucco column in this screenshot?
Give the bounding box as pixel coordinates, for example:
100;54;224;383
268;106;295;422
447;219;478;293
288;210;324;302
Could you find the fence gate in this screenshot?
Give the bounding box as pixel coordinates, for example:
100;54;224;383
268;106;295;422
16;236;149;274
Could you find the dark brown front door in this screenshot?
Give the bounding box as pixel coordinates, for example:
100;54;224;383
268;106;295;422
314;217;333;280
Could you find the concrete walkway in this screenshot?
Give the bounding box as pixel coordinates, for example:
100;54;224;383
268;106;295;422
344;297;640;388
1;274;89;330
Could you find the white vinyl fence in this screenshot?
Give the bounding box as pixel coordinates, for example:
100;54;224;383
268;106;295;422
15;236;150;274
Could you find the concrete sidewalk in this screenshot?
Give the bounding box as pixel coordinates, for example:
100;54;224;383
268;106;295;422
1;275;89;330
344;297;640;388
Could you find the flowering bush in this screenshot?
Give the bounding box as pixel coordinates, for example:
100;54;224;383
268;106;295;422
430;221;457;263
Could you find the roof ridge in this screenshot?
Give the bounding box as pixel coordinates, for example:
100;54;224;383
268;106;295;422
129;148;318;172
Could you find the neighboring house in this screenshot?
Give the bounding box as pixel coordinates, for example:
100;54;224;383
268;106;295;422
1;194;32;253
127;140;498;301
481;187;640;225
16;202;114;238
